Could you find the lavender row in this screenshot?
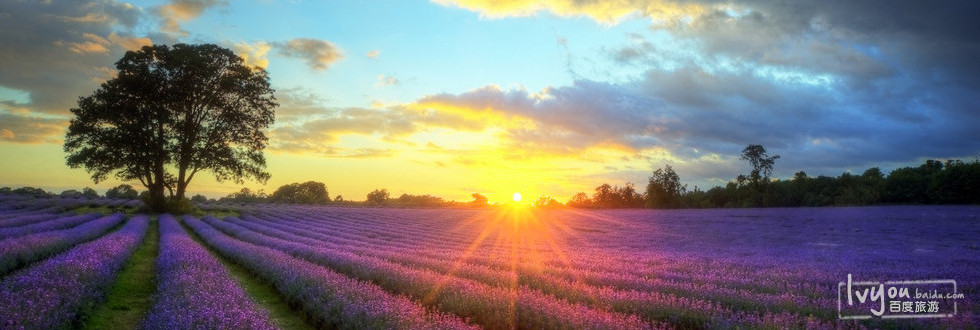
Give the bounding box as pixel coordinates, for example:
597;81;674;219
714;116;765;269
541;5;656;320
141;215;277;329
205;216;657;329
0;213;60;228
0;216;148;329
183;216;476;330
228;214;832;328
0;212;102;239
239;211;832;314
0;213;126;276
0;207;70;225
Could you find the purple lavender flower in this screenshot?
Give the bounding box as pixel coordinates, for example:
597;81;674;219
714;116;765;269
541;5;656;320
0;213;126;276
141;214;277;329
0;213;102;239
0;216;148;329
184;215;477;330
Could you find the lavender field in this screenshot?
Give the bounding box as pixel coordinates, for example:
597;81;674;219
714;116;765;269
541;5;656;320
0;196;977;329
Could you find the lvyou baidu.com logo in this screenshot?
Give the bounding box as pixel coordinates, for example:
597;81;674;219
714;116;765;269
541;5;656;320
838;274;965;319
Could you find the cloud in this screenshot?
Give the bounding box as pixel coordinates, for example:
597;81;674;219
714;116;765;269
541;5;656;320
427;0;980;182
366;50;381;59
272;38;344;70
0;113;68;144
432;0;706;25
408;66;980;183
375;74;399;87
233;41;272;68
269;91;420;155
107;33;152;51
155;0;226;36
0;0;147;125
415;81;670;154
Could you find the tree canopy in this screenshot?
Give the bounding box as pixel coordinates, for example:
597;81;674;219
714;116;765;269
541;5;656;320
366;189;390;204
270;181;330;204
469;193;488;207
64;43;277;212
646;165;685;208
105;184;139;199
740;144;780;192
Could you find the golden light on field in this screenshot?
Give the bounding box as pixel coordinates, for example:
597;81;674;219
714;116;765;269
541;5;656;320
512;192;522;202
424;206;584;326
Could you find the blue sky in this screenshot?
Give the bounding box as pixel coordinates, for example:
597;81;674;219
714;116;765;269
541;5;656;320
1;0;978;202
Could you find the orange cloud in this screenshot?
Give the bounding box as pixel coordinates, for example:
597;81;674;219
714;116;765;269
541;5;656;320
57;32;150;55
108;33;152;51
156;0;226;35
0;113;67;144
432;0;706;25
233;41;272;68
62;33;110;54
273;38;343;70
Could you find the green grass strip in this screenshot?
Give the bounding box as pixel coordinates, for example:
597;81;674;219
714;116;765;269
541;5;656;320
180;218;316;330
80;217;159;330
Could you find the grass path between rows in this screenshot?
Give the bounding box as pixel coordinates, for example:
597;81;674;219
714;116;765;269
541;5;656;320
180;217;317;330
81;217;159;329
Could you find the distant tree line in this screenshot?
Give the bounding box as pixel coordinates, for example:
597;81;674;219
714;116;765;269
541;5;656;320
217;183;488;208
564;145;980;209
219;181;331;205
0;184;143;200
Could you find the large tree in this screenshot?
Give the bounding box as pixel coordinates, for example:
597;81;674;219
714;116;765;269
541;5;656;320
65;44;277;212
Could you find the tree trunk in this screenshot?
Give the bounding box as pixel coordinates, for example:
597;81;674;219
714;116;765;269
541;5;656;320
176;168;187;200
148;145;168;213
146;183;167;213
175;184;186;200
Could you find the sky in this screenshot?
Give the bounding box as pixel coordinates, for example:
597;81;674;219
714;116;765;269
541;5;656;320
1;0;979;203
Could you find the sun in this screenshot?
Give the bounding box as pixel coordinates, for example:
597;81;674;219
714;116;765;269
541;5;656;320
512;192;522;202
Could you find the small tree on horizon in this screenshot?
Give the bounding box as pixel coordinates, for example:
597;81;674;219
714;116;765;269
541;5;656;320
366;189;389;204
105;184;140;199
270;181;330;204
647;165;684;208
533;195;563;208
566;192;592;208
469;193;488;207
64;43;277;212
740;144;780;193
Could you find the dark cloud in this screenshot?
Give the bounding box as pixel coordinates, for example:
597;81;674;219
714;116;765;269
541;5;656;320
0;1;151;145
440;1;980;172
602;0;980;180
0;1;145;115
